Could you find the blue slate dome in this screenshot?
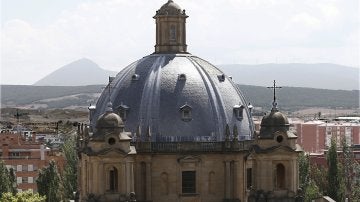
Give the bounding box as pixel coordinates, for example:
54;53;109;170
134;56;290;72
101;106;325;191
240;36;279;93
91;54;253;142
90;1;254;142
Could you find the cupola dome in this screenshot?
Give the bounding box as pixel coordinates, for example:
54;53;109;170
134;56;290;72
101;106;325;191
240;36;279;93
91;1;254;142
260;109;289;127
157;0;183;15
96;112;123;129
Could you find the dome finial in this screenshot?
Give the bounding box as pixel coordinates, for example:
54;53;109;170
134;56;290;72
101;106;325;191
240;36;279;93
267;80;282;111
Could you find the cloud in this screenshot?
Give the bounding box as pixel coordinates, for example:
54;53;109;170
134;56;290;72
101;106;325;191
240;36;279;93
1;0;358;85
291;13;321;28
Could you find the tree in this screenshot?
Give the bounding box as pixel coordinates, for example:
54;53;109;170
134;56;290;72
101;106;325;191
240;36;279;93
36;161;62;202
8;168;17;194
299;152;310;190
327;138;344;201
0;191;46;202
341;138;360;201
62;135;78;200
304;180;321;202
0;160;12;197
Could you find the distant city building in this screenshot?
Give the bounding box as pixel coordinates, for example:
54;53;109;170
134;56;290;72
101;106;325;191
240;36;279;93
0;131;65;192
294;120;360;153
76;1;302;202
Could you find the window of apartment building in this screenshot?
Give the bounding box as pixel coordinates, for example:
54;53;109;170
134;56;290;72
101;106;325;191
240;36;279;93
28;177;33;183
28;165;33;172
22;177;28;184
11;152;20;157
17;165;22;172
17;177;22;184
22;165;28;171
182;171;196;194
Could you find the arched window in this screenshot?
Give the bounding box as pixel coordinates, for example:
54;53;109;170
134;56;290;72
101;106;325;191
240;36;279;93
109;167;118;192
275;163;285;189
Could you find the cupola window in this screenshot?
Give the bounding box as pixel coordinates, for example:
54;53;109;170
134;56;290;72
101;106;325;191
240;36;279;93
117;103;130;121
180;104;192;122
217;74;225;82
169;25;176;42
233;104;245;121
178;73;186;81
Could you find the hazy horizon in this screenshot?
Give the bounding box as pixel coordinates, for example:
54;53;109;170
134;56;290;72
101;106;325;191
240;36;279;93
1;0;359;85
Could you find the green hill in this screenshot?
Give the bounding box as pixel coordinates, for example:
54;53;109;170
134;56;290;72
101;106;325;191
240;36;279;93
1;85;359;110
238;84;359;111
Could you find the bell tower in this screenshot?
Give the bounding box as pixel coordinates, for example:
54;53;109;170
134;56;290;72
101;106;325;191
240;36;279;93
153;0;188;53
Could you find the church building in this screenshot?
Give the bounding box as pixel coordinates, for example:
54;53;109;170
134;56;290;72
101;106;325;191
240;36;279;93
77;1;302;201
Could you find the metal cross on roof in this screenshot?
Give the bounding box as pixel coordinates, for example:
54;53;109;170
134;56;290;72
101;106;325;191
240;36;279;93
267;80;282;109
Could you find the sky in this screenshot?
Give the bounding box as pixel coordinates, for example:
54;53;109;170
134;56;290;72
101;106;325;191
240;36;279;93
1;0;359;85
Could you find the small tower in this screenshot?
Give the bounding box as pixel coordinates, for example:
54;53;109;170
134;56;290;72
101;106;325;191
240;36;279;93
246;81;303;201
153;0;188;53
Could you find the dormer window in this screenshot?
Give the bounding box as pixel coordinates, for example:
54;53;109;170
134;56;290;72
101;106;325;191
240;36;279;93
169;25;176;42
217;74;225;82
117;103;130;121
178;73;186;81
132;74;140;81
180;104;192;122
233;104;245;121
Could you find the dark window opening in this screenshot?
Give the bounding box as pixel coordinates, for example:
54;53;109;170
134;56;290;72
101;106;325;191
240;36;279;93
117;104;130;121
140;162;147;200
132;74;140;81
246;168;252;189
218;74;225;82
180;104;192;122
275;164;285;189
108;137;116;145
178;74;186;80
182;171;196;194
109;167;118;192
233;105;245;121
276;135;283;143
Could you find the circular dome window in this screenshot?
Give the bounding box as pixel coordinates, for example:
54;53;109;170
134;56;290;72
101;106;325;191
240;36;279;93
108;137;116;145
276;135;283;143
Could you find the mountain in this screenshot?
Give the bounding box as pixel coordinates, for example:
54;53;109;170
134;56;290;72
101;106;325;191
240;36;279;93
219;63;359;90
33;58;117;86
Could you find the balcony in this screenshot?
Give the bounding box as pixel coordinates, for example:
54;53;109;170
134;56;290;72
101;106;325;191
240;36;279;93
132;140;254;153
